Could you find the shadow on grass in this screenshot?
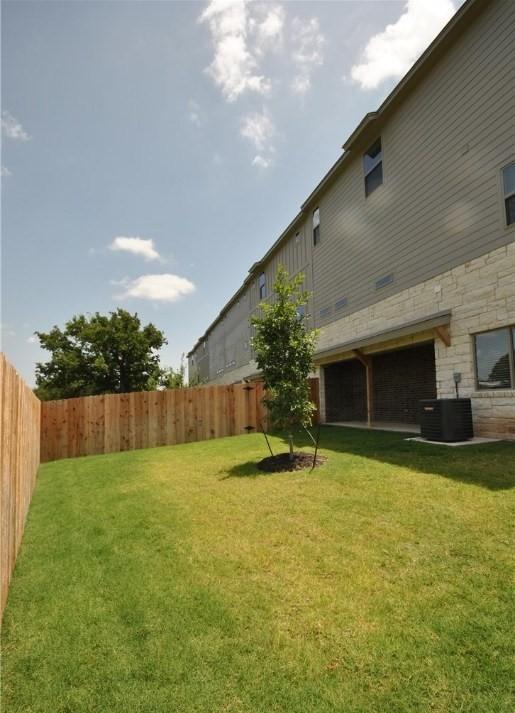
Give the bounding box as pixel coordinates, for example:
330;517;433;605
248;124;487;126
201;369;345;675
220;427;515;490
219;461;265;480
314;426;515;491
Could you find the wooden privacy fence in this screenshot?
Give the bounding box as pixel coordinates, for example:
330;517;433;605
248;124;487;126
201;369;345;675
1;354;41;616
41;378;320;463
41;382;267;463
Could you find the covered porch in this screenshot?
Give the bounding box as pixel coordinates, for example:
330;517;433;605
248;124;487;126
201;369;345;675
316;310;452;429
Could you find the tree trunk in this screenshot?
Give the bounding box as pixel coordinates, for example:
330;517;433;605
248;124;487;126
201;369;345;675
288;434;294;460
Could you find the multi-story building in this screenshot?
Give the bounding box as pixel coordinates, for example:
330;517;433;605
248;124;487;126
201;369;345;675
188;0;515;440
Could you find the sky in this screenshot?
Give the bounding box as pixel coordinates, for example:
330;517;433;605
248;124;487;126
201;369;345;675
1;0;462;385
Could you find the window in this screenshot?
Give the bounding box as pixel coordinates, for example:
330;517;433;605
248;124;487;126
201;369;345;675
375;273;394;289
296;305;306;320
474;326;515;390
258;272;266;299
502;162;515;226
364;138;383;196
313;208;320;245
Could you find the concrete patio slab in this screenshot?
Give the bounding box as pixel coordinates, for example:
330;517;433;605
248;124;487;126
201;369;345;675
406;436;501;447
326;421;420;434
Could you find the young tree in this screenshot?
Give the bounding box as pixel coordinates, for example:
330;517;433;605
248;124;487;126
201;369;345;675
251;265;318;459
34;309;166;400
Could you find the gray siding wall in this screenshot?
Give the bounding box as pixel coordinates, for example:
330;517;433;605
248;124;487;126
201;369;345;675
193;221;316;383
190;0;515;383
188;340;209;384
312;0;515;326
203;287;253;382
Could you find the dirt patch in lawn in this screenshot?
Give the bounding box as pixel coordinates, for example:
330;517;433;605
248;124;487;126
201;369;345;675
257;452;327;473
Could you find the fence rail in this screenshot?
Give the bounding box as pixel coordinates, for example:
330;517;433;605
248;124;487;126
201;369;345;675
1;354;41;616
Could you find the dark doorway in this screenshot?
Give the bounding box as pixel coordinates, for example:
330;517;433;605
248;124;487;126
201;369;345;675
324;359;366;422
372;343;437;424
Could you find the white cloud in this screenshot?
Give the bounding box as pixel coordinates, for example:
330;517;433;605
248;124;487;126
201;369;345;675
252;4;285;54
1;111;31;141
252;155;272;169
350;0;456;90
290;17;325;95
115;274;196;302
291;75;310;95
199;0;273;102
1;166;12;177
27;335;38;344
109;236;161;262
241;110;275;167
241;111;274;151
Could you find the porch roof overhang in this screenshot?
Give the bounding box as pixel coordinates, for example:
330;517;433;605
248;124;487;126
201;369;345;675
314;309;452;363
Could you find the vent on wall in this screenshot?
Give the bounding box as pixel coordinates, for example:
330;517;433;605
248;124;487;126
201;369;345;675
319;306;331;318
335;297;347;310
375;273;394;289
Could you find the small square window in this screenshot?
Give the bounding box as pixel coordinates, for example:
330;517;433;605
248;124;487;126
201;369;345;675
313;208;320;245
364;138;383;196
502;162;515;226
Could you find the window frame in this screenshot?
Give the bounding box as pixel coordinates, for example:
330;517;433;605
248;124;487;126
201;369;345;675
473;325;515;391
363;138;383;197
312;207;320;246
501;160;515;228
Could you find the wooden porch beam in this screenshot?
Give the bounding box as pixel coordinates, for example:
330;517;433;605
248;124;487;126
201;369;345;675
353;349;373;427
434;324;451;347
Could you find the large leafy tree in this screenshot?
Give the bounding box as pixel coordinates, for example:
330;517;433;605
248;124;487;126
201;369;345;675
34;309;166;400
251;265;318;459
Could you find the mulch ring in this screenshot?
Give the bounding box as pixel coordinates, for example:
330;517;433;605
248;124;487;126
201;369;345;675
257;452;327;473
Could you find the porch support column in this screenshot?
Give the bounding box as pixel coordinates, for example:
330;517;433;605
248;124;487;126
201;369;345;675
353;349;373;428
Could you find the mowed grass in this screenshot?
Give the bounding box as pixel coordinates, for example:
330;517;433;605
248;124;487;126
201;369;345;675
2;427;515;713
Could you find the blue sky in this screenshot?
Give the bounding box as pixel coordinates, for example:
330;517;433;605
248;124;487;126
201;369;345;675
1;0;460;384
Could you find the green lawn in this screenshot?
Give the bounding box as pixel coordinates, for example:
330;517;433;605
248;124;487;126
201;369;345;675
2;427;515;713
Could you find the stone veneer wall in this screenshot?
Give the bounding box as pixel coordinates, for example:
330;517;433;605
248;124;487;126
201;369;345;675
316;243;515;440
